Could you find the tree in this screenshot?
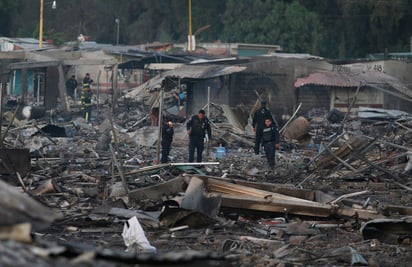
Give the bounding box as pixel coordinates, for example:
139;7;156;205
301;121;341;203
0;0;22;36
221;0;325;56
2;0;411;59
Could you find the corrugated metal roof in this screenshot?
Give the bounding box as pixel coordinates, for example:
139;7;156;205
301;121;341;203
264;53;323;59
164;64;246;79
124;64;246;99
0;37;55;51
295;71;402;88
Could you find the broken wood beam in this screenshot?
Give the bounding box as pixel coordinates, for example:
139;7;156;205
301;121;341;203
323;145;357;172
350;152;404;182
218;194;333;217
379;204;412;216
202;176;316;204
331;138;378;173
279;102;302;134
306;131;346;169
315;135;371;169
202;175;385;220
338;151;409;179
382;141;411;151
117;162;219;177
193;175;315;201
109;144;129;194
328;190;369;205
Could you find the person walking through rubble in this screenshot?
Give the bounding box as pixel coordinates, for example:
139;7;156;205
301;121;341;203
161;120;174;163
261;118;280;170
80;83;93;122
186;109;212;162
252;99;276;155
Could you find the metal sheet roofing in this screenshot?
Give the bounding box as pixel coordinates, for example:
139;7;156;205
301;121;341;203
294;71;401;88
163;64;246;79
124;64;246;99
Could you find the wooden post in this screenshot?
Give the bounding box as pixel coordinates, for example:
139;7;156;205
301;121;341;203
57;64;70;114
156;87;164;164
111;64;118;113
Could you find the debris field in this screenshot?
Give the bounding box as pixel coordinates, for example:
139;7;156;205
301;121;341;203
0;101;412;267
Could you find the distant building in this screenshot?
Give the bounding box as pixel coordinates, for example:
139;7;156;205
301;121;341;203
0;37;55;51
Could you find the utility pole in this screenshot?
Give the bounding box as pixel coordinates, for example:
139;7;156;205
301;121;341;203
39;0;44;48
39;0;56;48
188;0;193;52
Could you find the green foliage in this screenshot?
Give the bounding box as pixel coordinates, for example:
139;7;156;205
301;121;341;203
0;0;23;36
2;0;412;59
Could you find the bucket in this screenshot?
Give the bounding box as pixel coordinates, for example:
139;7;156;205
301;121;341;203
216;146;226;159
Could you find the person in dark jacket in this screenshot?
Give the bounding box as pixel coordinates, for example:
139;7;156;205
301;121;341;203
161;121;174;163
83;73;93;86
252;99;276;155
80;83;93;122
186;109;212;162
261;118;280;169
66;75;78;98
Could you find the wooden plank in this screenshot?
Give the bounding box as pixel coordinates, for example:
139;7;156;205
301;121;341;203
336;207;386;220
379;204;412;216
203;176;316;204
195;175;315;201
219;194;385;220
219;194;333;217
315;135;370;169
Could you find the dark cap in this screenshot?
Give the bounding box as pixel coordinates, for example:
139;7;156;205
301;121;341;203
198;109;205;115
260;99;267;104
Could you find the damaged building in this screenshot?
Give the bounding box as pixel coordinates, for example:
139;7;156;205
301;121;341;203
0;38;412;266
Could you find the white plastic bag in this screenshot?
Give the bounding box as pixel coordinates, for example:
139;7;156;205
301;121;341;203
121;216;156;254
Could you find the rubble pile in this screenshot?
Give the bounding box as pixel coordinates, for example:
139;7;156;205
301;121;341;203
0;102;411;267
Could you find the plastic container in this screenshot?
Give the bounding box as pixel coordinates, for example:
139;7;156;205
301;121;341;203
216;146;226;159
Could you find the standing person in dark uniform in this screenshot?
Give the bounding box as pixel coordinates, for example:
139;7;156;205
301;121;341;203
186;109;212;162
252;99;276;155
161;121;174;163
261;118;280;170
66;75;78;98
